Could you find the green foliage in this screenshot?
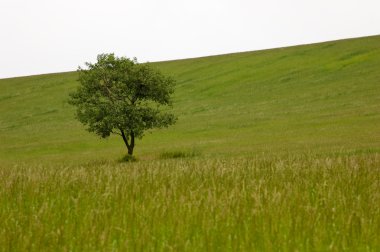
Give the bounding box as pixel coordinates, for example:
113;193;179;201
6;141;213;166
69;54;176;155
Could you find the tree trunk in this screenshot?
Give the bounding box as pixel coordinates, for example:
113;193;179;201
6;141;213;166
129;131;135;155
120;129;135;156
127;146;133;156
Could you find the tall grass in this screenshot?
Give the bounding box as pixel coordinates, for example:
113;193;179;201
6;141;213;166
0;153;379;251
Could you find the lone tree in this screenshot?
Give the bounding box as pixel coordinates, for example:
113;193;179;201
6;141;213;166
69;54;176;156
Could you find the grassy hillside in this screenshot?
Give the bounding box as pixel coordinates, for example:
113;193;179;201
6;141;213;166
1;35;380;162
0;36;379;251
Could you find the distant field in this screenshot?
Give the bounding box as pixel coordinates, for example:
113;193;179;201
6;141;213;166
0;35;379;162
0;36;380;251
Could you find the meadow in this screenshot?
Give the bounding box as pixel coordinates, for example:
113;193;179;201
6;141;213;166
0;35;379;251
1;154;379;251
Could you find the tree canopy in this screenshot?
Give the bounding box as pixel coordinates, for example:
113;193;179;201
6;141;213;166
69;54;176;156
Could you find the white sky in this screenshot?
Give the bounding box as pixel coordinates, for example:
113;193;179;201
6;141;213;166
1;0;379;79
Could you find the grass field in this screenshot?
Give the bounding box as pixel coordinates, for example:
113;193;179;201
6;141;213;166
0;35;380;251
1;155;379;251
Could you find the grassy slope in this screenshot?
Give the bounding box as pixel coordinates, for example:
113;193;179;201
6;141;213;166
1;35;380;162
0;36;380;251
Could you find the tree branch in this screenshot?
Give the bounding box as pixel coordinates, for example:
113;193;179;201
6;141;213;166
101;72;133;105
102;77;116;103
119;128;130;149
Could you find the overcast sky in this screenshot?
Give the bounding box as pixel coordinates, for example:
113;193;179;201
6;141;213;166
1;0;379;79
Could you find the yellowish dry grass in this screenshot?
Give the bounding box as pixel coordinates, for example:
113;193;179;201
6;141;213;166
0;153;379;251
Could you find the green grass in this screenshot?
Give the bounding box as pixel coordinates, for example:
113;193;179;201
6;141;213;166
0;35;380;250
0;154;379;251
1;35;379;161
